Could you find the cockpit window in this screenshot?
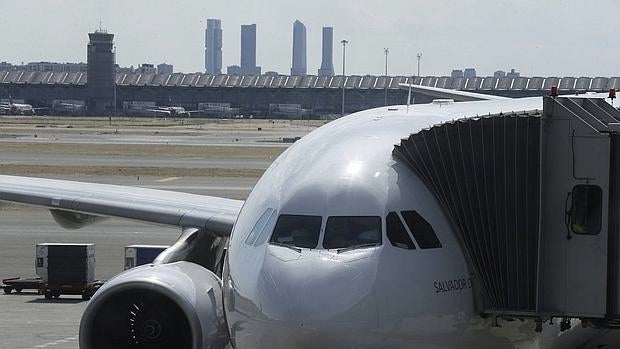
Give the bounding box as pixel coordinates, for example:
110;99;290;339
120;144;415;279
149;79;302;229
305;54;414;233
323;216;382;250
401;210;442;249
244;208;275;246
386;212;416;249
253;210;278;247
269;214;322;249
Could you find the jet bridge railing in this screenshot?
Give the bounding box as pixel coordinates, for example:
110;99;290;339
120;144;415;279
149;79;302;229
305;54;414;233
394;95;620;330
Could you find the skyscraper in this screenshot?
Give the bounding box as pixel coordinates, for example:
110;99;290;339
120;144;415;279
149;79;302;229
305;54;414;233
318;27;334;76
290;20;307;76
205;19;222;74
240;24;261;75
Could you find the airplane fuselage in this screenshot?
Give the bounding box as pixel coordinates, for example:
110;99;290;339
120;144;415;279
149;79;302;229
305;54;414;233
222;98;609;348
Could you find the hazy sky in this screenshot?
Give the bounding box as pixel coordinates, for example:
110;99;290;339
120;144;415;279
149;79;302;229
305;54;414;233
2;0;619;77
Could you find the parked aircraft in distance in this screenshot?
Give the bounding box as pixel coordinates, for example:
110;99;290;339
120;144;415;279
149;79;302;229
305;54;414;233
1;86;619;349
146;106;205;117
0;98;46;116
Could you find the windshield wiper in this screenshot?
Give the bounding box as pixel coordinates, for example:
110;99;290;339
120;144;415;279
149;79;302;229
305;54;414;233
269;242;302;253
337;242;381;254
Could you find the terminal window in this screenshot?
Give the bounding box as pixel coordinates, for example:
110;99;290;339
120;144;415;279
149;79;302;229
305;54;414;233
571;184;602;235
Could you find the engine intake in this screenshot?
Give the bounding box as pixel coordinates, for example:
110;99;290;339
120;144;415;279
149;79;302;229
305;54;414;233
79;261;229;349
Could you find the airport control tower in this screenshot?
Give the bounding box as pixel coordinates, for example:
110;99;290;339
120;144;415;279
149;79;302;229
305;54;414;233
87;30;115;115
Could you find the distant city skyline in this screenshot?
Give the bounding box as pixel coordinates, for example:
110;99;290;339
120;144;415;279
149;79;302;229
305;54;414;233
1;0;619;77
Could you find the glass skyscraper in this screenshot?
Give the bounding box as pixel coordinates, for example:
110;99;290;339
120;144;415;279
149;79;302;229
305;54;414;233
290;20;307;76
318;27;335;76
205;19;222;74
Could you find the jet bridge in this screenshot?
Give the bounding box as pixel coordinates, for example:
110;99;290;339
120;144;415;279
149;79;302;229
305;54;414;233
394;95;620;329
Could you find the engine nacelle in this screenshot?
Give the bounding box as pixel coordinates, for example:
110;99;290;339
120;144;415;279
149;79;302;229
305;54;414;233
79;261;229;349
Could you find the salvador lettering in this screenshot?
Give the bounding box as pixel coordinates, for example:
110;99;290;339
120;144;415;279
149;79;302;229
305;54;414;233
434;278;472;293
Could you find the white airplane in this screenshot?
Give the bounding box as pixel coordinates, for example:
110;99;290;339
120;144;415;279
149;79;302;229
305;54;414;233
146;106;205;117
0;96;46;116
0;86;619;349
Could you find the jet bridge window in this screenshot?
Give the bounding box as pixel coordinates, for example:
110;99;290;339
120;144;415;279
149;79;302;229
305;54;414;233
571;185;602;235
323;216;382;250
269;215;322;249
401;210;442;249
387;212;416;249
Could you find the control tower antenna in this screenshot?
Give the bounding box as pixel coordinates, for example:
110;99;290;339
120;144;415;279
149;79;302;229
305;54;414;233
96;21;107;33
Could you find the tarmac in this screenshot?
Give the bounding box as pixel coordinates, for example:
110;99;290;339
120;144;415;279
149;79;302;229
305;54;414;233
0;118;311;348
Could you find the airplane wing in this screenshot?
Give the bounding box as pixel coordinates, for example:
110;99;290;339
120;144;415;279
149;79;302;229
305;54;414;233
399;83;512;102
0;175;243;236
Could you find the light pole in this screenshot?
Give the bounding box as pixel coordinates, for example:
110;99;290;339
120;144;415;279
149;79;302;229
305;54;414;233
416;53;423;77
384;48;389;106
341;39;348;118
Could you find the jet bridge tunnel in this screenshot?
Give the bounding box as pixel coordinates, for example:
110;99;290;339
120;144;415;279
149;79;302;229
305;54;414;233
394;95;620;329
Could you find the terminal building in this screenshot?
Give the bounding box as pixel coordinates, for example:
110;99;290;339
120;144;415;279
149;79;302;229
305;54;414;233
2;31;620;117
2;69;620;118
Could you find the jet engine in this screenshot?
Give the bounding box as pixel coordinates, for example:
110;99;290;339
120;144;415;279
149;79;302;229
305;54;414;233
79;261;229;349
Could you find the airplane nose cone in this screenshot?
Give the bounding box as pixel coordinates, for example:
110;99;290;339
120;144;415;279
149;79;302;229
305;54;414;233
258;246;380;327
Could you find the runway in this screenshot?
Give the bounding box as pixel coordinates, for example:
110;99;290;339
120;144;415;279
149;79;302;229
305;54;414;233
0;117;322;147
0;118;311;348
0;152;272;170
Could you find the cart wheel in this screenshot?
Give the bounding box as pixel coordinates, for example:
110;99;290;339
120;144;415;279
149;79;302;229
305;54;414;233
44;291;52;299
14;288;22;293
3;287;12;294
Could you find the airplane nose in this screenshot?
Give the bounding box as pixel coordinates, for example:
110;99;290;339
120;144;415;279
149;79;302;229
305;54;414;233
258;246;380;327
